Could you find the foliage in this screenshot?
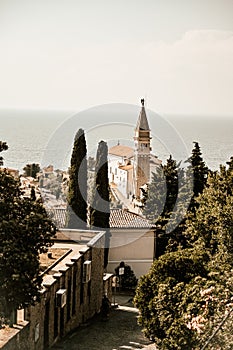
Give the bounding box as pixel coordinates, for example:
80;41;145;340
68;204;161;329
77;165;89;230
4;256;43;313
90;140;110;268
0;144;56;319
23;163;40;178
0;141;8;166
185;164;233;258
144;156;184;256
134;247;209;349
67;128;87;229
186;142;209;211
135;157;233;349
30;186;36;201
115;261;137;290
143;166;166;222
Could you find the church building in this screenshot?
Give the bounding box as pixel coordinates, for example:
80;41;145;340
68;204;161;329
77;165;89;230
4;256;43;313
108;99;161;202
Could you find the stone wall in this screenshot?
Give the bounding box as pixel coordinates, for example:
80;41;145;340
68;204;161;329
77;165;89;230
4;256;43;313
1;231;107;350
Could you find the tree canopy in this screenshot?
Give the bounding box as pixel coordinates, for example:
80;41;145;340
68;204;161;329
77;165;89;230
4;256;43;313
0;143;56;321
135;156;233;349
23;163;40;178
0;141;8;166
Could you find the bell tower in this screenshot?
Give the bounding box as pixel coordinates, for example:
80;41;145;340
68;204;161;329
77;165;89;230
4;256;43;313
134;99;151;199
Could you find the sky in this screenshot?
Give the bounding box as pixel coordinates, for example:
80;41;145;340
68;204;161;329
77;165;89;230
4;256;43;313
0;0;233;116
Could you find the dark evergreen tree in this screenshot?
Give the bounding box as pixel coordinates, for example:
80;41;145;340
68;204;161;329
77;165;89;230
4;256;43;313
67;129;87;229
188;142;209;199
226;156;233;173
135;158;233;349
144;156;181;257
162;155;179;215
30;186;36;201
0;141;8;166
115;261;137;290
143;166;166;222
0;144;56;322
90;141;110;268
23;163;40;178
144;156;180;220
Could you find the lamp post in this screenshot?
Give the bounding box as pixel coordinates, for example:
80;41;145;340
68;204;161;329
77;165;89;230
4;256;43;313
119;266;124;293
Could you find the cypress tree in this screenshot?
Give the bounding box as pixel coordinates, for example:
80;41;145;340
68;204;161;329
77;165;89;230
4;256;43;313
30;186;36;201
188;142;209;197
23;163;40;178
162;155;179;216
0;141;8;166
67;129;87;229
90;141;110;268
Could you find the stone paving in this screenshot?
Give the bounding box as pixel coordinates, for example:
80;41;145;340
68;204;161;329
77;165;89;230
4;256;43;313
51;294;156;350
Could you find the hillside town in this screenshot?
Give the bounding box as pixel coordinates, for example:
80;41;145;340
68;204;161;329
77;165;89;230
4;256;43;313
0;100;233;350
0;101;159;349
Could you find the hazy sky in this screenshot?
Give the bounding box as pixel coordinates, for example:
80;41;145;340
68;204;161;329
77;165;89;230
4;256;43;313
0;0;233;115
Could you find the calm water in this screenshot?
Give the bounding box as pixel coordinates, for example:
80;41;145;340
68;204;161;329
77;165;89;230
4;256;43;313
0;107;232;172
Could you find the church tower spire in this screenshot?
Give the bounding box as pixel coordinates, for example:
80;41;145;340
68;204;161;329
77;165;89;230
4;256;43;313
134;99;151;199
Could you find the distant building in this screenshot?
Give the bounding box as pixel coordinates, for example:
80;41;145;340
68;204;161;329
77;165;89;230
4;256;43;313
108;208;156;277
108;99;161;201
0;167;19;179
47;208;157;278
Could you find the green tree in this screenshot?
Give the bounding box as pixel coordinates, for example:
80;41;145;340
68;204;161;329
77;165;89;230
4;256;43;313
115;261;137;290
0;144;56;321
162;155;179;215
23;163;40;178
143;166;166;222
0;141;8;166
67;129;87;229
226;156;233;172
134;247;209;349
185;162;233;257
90;141;110;268
144;156;182;257
187;142;209;208
134;157;233;349
30;186;36;201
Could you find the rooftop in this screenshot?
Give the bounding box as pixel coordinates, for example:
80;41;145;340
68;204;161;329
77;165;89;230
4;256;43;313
40;248;70;271
135;104;150;131
47;208;153;230
110;208;153;229
109;144;134;158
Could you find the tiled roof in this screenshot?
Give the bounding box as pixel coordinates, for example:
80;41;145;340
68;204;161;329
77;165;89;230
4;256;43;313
119;164;133;171
109;144;134;158
47;208;153;230
47;208;66;228
110;208;153;229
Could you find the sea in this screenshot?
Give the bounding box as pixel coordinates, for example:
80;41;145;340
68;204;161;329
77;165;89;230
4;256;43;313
0;106;232;172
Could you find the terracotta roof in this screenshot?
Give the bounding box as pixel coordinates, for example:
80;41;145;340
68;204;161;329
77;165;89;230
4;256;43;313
47;208;153;230
48;208;66;228
119;164;133;171
109;144;134;158
110;208;153;229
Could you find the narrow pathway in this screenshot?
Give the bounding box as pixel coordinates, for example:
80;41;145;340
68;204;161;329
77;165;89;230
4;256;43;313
51;297;154;350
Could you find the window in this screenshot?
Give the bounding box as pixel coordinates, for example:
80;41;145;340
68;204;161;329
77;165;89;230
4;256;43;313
83;260;91;283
